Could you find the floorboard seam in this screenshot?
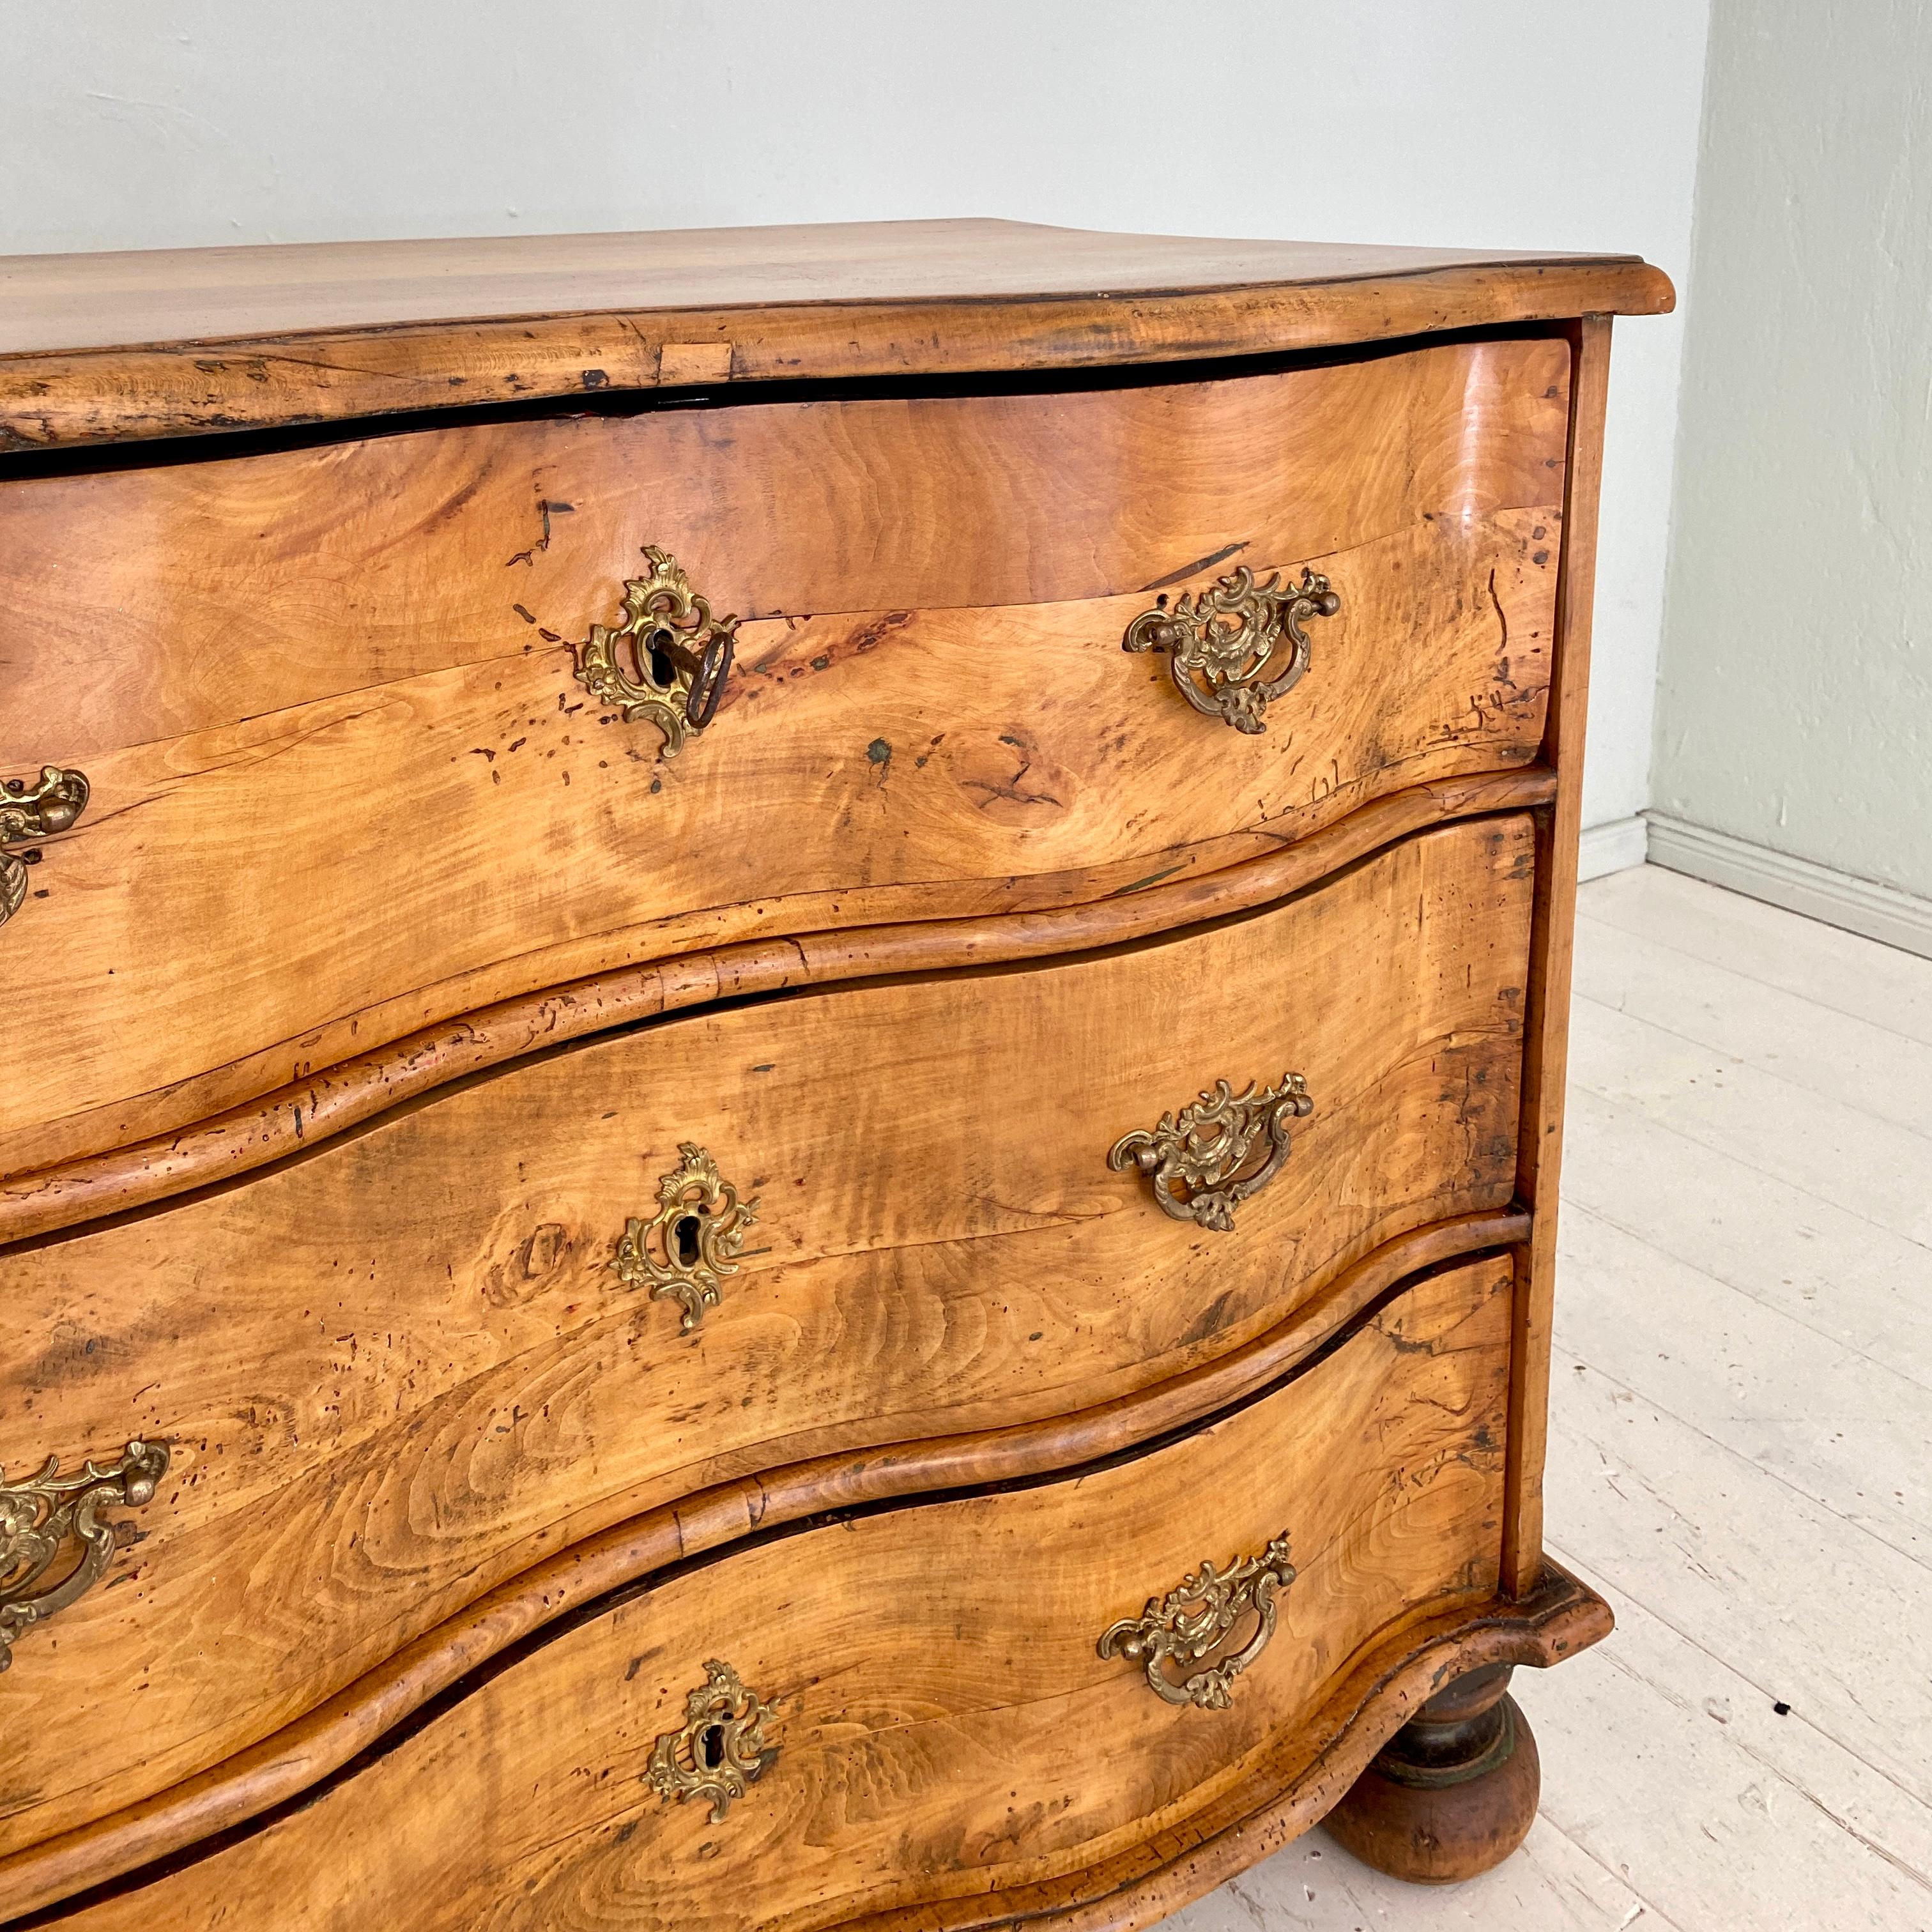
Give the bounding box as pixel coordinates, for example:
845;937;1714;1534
1561;1197;1932;1399
1572;988;1932;1149
1555;1346;1932;1579
1533;1812;1685;1932
1546;1542;1932;1819
1564;1068;1932;1257
1574;907;1932;1052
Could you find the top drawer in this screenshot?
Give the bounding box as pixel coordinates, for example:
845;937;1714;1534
0;337;1569;1174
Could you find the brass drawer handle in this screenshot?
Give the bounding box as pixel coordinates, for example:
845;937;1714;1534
0;765;89;933
1099;1532;1296;1709
1;1438;169;1669
1108;1074;1312;1232
610;1142;759;1331
1123;565;1339;733
648;1659;779;1822
575;547;739;758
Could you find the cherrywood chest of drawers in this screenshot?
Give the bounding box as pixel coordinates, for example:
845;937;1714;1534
0;220;1671;1928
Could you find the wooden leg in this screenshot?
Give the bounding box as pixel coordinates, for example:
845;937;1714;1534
1319;1662;1540;1884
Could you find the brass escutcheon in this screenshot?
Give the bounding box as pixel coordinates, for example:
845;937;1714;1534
647;1659;779;1822
610;1143;758;1331
1123;565;1340;733
1;1439;169;1669
1108;1074;1313;1233
574;547;739;757
1098;1532;1296;1709
0;765;89;933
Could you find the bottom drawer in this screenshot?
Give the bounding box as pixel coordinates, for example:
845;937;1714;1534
66;1257;1512;1932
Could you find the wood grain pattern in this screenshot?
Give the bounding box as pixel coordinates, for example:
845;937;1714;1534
0;336;1567;759
0;217;1664;1929
0;338;1567;1177
1502;319;1612;1598
0;218;1670;449
0;1213;1528;1919
0;815;1534;1865
833;1564;1611;1932
36;1260;1517;1932
0;770;1553;1244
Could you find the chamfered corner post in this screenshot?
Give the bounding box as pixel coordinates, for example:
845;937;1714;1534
1331;316;1621;1890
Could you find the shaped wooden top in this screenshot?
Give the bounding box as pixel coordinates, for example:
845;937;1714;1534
0;218;1672;451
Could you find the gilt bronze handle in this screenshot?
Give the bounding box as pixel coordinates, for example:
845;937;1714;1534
574;548;739;758
1098;1532;1296;1709
1123;565;1339;733
1;1439;169;1669
647;1659;779;1823
610;1143;759;1331
0;765;89;933
1108;1074;1312;1233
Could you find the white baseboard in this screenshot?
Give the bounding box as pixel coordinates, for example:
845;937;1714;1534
1578;815;1650;882
1644;813;1932;962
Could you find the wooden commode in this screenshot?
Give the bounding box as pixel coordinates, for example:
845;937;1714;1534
0;220;1671;1928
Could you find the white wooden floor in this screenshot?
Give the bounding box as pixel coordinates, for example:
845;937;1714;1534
1166;866;1932;1932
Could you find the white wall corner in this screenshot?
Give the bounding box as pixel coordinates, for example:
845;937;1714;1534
1645;813;1932;962
1578;815;1651;883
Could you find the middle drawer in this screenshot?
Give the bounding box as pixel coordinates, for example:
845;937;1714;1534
0;812;1533;1857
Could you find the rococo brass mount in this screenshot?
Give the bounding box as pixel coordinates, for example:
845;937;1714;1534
610;1142;759;1331
1098;1531;1296;1709
1109;1074;1314;1232
0;765;89;932
1123;565;1340;733
647;1659;780;1823
574;547;739;757
1;1439;169;1669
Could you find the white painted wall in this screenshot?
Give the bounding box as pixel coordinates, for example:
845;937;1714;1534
1653;0;1932;900
5;0;1708;832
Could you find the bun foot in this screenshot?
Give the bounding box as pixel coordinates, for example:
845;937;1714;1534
1321;1663;1540;1883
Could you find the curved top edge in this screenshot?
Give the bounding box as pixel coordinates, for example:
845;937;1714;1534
0;219;1671;356
0;219;1674;452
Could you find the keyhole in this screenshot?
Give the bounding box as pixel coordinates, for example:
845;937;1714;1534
673;1213;703;1266
647;627;678;687
698;1722;726;1770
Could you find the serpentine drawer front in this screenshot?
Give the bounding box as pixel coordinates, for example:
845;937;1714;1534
0;335;1568;1182
0;220;1669;1927
43;1260;1514;1932
0;813;1531;1853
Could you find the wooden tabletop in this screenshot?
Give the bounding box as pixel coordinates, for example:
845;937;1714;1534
0;218;1673;451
